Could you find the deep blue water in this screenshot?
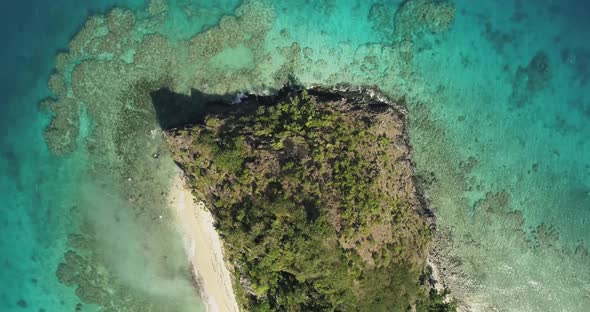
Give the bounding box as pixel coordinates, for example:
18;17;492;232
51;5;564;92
1;0;589;311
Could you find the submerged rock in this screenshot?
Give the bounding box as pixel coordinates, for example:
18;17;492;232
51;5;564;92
393;0;456;39
166;85;452;311
510;50;552;107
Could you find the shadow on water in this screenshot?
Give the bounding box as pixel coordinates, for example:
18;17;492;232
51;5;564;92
149;88;232;130
149;84;288;130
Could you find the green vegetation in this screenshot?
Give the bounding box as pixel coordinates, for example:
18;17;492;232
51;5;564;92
167;88;455;311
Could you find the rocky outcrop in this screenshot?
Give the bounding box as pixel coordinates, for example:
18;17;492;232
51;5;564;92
165;85;452;311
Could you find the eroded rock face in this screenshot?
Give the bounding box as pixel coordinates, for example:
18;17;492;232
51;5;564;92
166;85;444;311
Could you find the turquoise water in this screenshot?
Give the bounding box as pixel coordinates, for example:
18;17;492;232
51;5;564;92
0;2;142;310
1;0;589;311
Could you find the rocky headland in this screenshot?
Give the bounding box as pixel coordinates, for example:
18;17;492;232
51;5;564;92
165;85;454;311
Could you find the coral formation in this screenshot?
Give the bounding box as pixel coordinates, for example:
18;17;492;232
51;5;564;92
522;51;552;91
55;223;200;312
482;22;514;53
510;50;552;107
56;246;135;310
42;1;275;160
393;0;456;40
368;2;395;36
531;223;560;249
41;97;79;155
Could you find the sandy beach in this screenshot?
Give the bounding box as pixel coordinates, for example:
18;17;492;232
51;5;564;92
168;173;239;312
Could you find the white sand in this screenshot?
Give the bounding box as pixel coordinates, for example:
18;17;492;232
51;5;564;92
169;173;239;312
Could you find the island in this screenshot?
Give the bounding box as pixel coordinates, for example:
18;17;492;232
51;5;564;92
165;85;454;311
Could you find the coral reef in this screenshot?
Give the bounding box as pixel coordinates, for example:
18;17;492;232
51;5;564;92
482;22;514;53
55;222;200;312
40;97;80;155
522;51;552;91
42;1;276;160
408;97;590;311
56;241;144;310
531;223;560;249
510;50;552;107
368;2;395;36
393;0;456;40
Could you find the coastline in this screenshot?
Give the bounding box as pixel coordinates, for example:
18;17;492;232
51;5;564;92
168;171;239;312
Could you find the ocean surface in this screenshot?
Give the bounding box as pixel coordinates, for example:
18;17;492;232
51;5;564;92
0;1;588;311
